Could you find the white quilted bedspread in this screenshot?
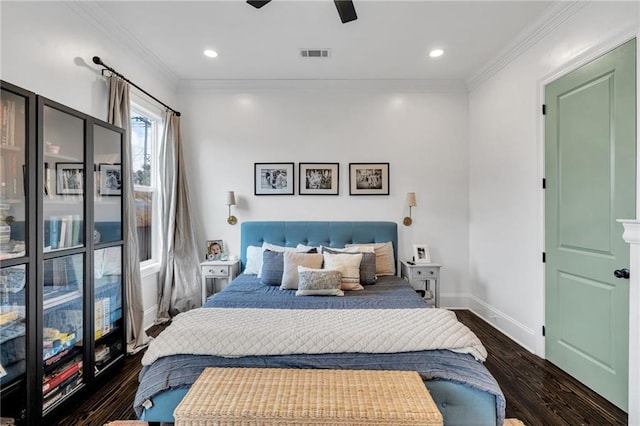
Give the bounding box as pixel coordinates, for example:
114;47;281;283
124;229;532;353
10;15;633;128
141;308;487;366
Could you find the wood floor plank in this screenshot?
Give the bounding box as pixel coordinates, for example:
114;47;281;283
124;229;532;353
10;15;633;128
47;310;627;426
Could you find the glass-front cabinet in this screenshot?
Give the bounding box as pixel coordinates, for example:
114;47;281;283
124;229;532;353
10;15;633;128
0;81;126;425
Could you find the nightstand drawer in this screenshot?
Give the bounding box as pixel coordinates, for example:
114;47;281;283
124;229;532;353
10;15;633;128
204;265;230;277
409;267;438;279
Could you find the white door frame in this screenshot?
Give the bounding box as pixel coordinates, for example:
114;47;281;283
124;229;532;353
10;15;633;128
537;27;639;420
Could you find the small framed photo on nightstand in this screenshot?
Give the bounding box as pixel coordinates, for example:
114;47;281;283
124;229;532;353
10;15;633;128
207;239;224;260
413;244;431;264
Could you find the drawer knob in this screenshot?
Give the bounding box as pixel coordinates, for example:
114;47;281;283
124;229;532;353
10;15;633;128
417;271;422;275
208;269;214;273
429;271;434;275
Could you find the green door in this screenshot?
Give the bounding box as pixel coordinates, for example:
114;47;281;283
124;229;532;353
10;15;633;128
545;38;636;411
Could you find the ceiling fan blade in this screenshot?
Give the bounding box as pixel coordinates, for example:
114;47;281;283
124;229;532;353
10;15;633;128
247;0;271;9
334;0;357;23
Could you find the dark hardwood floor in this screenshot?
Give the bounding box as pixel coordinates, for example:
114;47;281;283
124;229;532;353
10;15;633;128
48;310;627;426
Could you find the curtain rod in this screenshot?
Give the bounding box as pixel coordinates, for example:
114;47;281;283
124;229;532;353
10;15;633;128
92;56;181;117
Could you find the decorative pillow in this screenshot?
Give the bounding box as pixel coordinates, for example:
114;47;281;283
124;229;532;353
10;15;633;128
260;250;285;286
321;247;377;285
322;252;364;291
243;245;262;275
258;243;296;278
295;266;344;296
280;251;323;290
346;242;395;276
296;243;319;253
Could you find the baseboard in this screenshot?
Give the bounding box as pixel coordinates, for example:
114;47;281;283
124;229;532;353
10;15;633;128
467;296;539;355
442;293;541;355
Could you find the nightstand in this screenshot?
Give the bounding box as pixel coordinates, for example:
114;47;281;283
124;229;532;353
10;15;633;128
200;259;240;304
400;261;442;307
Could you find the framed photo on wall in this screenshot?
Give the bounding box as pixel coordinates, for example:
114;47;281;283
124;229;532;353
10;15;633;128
254;162;294;195
55;163;84;195
299;163;339;195
413;244;431;264
349;163;389;195
99;163;122;196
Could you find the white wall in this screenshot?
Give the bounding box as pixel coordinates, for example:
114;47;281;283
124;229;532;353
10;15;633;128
0;1;178;328
468;1;639;355
178;83;471;301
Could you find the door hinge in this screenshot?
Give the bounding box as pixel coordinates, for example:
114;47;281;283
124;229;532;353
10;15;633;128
542;178;546;189
542;104;546;115
542;325;546;336
542;252;546;263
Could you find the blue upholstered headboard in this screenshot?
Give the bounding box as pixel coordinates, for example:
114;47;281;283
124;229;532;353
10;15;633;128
240;221;398;273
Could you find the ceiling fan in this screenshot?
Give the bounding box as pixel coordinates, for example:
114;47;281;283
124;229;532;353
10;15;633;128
247;0;357;24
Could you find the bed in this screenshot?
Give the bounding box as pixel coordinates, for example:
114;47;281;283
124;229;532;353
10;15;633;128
135;221;505;425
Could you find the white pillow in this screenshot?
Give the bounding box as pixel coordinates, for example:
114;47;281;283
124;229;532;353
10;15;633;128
345;242;395;276
322;252;364;291
243;245;263;275
280;251;324;290
296;243;319;253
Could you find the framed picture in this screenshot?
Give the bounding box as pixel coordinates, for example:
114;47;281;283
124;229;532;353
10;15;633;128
299;163;339;195
55;163;84;195
254;163;294;195
413;244;431;264
99;163;122;196
349;163;389;195
207;239;224;260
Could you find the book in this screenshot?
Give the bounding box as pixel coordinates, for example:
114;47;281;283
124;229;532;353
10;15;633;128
58;217;67;249
71;215;81;246
94;299;103;339
49;216;58;250
42;359;82;393
63;215;73;248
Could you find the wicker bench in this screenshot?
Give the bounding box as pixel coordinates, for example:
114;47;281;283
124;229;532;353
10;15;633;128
173;367;443;425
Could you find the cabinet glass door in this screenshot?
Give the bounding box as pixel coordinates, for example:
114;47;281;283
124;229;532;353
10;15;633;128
0;83;32;423
40;102;87;413
93;122;124;374
94;123;122;243
42;253;84;412
42;105;84;252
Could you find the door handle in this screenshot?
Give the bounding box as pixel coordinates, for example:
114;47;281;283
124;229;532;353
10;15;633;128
614;268;630;279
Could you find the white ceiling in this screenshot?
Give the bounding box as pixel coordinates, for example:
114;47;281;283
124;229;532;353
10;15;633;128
88;0;556;84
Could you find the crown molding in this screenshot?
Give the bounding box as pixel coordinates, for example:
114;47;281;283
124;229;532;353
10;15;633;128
177;78;469;93
64;1;179;89
466;1;588;91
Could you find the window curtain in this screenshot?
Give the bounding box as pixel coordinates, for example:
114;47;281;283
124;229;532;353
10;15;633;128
107;76;149;354
156;111;202;320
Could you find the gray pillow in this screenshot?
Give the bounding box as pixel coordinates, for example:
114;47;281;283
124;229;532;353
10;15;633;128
260;250;284;286
295;266;344;296
322;247;377;285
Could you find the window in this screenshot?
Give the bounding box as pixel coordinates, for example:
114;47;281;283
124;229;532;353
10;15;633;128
130;104;160;267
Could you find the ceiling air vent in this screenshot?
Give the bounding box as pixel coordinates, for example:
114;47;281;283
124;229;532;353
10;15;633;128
300;49;331;58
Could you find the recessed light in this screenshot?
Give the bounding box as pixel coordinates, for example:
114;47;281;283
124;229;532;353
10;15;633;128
429;49;444;58
203;49;218;58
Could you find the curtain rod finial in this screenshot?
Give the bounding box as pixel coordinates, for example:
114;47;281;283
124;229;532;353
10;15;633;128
92;56;103;65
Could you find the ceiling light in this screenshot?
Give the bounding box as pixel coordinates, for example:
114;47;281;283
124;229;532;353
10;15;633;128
204;49;218;58
429;49;444;58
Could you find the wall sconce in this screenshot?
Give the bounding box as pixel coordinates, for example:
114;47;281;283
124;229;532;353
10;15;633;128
225;191;237;225
403;192;417;226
